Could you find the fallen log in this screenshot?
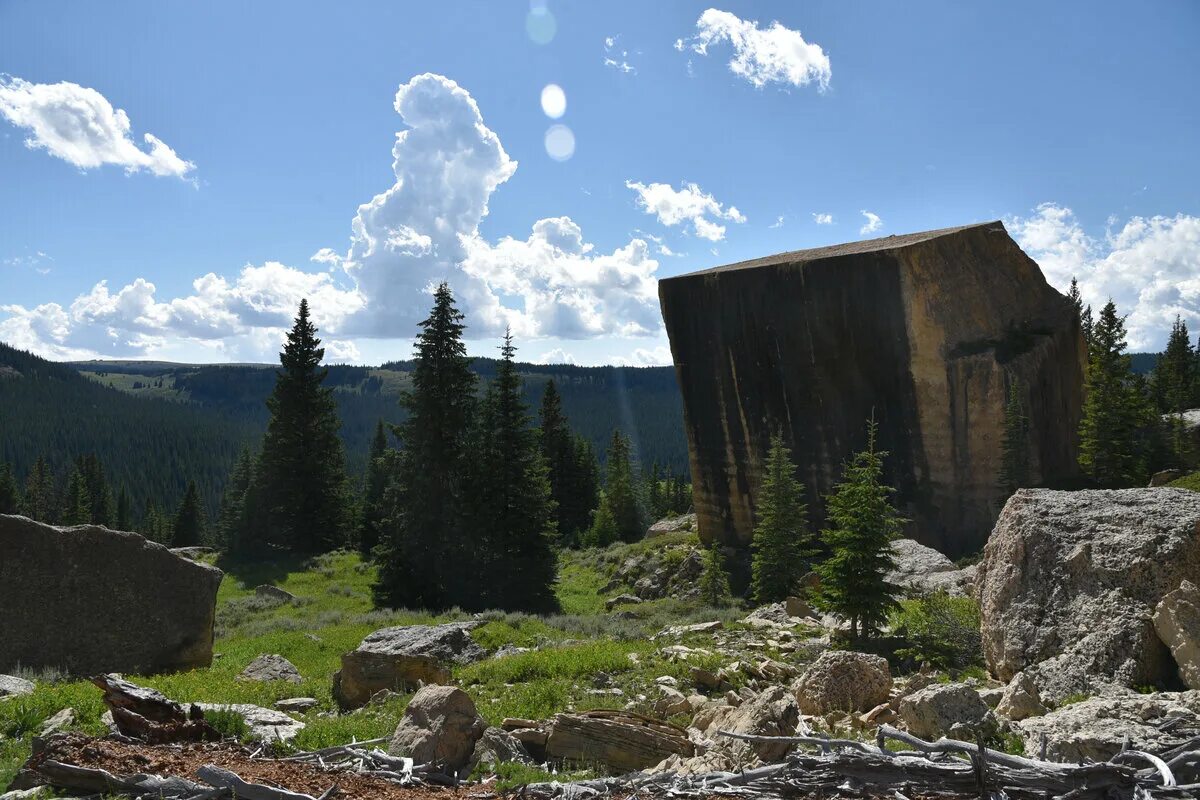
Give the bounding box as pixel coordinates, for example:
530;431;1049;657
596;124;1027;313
196;764;326;800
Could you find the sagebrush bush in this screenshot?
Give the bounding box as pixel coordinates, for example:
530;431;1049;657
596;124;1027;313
890;591;983;671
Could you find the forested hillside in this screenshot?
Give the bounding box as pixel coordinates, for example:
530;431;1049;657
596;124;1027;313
70;358;689;475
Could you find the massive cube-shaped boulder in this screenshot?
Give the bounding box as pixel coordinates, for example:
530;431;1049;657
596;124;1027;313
0;514;222;675
659;222;1085;555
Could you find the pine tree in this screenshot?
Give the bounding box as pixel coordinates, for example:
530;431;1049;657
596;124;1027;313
217;447;254;551
751;431;818;603
172;480;207;547
583;494;618;547
115;486;133;531
374;283;478;610
1078;301;1152;487
603;430;647;542
1067;277;1093;349
358;420;390;557
571;437;601;540
256;299;350;554
140;497;169;543
61;469;92;526
539;380;597;543
647;462;664;518
468;331;559;612
0;463;19;515
815;417;904;641
698;544;732;607
22;456;56;522
1152;317;1196;414
998;378;1030;495
75;454;113;525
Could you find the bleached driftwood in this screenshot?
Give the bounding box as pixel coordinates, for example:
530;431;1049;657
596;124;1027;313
196;764;326;800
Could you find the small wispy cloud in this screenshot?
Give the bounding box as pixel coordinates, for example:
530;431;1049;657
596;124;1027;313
812;212;833;225
603;34;636;74
859;210;882;235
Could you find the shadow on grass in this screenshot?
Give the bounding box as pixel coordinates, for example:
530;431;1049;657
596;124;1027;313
214;548;312;588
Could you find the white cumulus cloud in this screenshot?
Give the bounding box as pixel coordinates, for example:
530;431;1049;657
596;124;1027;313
812;212;833;225
859;210;882;235
0;75;194;179
536;347;576;365
679;9;830;91
1007;203;1200;351
608;345;673;367
626;180;745;242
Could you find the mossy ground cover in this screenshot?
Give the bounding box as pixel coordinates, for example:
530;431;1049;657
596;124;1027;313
0;534;740;788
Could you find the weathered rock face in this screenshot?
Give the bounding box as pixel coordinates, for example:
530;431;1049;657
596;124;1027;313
238;654;302;684
659;222;1085;556
388;685;487;772
898;682;997;740
544;711;694;773
0;514;223;675
1014;691;1200;762
887;538;977;597
1154;579;1200;690
792;650;891;715
333;622;485;709
977;489;1200;702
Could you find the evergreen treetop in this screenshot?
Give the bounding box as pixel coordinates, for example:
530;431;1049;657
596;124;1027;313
751;431;817;604
998;378;1031;495
172;479;206;547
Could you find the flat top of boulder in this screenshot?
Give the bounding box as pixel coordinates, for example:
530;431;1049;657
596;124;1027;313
668;221;1000;279
356;622;485;664
888;538;957;577
0;674;35;697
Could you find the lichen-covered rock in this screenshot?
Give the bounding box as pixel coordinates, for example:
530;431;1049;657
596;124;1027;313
388;685;487;772
0;514;222;675
977;489;1200;702
333;622;484;709
792;651;891;715
887;539;977;597
1014;691;1200;762
995;672;1047;722
197;703;306;742
470;726;532;769
898;682;997;740
239;654;302;683
646;513;697;537
0;675;34;698
653;687;798;774
1154;579;1200;689
660;222;1085;557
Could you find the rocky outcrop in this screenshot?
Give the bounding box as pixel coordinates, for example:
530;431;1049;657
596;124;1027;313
388;685;487;773
792;651;891;715
1154;579;1200;690
646;513;697;538
1014;691;1200;762
655;686;799;774
898;682;996;740
470;726;532;769
977;489;1200;702
887;539;977;597
659;222;1085;556
0;514;223;675
995;672;1047;722
333;622;484;709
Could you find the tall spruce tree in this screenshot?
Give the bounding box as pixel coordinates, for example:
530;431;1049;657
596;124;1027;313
358;419;390;557
751;431;817;603
603;430;647;542
0;463;19;515
115;486;133;531
76;454;114;526
1152;317;1196;414
374;283;477;610
1078;301;1152;487
584;494;618;547
256;299;350;554
172;480;206;547
469;331;559;612
998;378;1031;495
216;447;254;551
61;468;92;526
815;418;904;641
22;456;55;522
538;380;598;543
1067;277;1093;348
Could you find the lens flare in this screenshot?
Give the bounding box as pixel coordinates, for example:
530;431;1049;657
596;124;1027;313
540;84;566;119
544;124;575;161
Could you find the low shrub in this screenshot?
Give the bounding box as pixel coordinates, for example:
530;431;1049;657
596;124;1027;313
890;591;983;671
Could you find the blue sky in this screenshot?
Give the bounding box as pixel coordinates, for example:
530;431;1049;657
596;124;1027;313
2;1;1198;364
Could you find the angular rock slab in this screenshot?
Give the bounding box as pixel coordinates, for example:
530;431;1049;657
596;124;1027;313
659;221;1086;556
388;685;486;773
0;514;222;675
977;488;1200;702
197;703;306;743
1014;691;1200;762
238;654;302;683
545;711;694;774
897;682;996;740
1154;579;1200;690
333;622;484;709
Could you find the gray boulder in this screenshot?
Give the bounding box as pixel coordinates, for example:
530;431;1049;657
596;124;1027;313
470;726;532;769
792;651;891;715
254;584;297;603
0;674;34;698
977;489;1200;702
995;671;1047;722
898;682;997;740
197;702;306;742
274;697;318;713
1015;691;1200;762
646;513;697;537
388;685;487;772
887;538;976;597
239;654;302;683
0;514;222;675
1154;579;1200;690
333;622;484;709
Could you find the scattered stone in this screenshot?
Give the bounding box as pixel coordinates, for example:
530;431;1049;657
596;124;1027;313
659;645;714;662
605;594;642;611
238;654;302;684
254;584;297;603
859;702;896;727
197;703;306;743
492;645;531;659
995;671;1047;722
898;682;997;740
470;725;532;769
646;513;697;537
0;674;34;698
38;707;75;736
388;685;487;773
741;603;797;628
784;596;811;619
1149;469;1184;487
545;711;694;773
333;622;485;709
654;621;723;639
977;686;1005;708
977;488;1200;702
659;686;800;774
274;697;319;713
793;651;891;715
1015;691;1200;762
0;515;223;675
654;686;692;717
690;666;728;693
1153;579;1200;690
